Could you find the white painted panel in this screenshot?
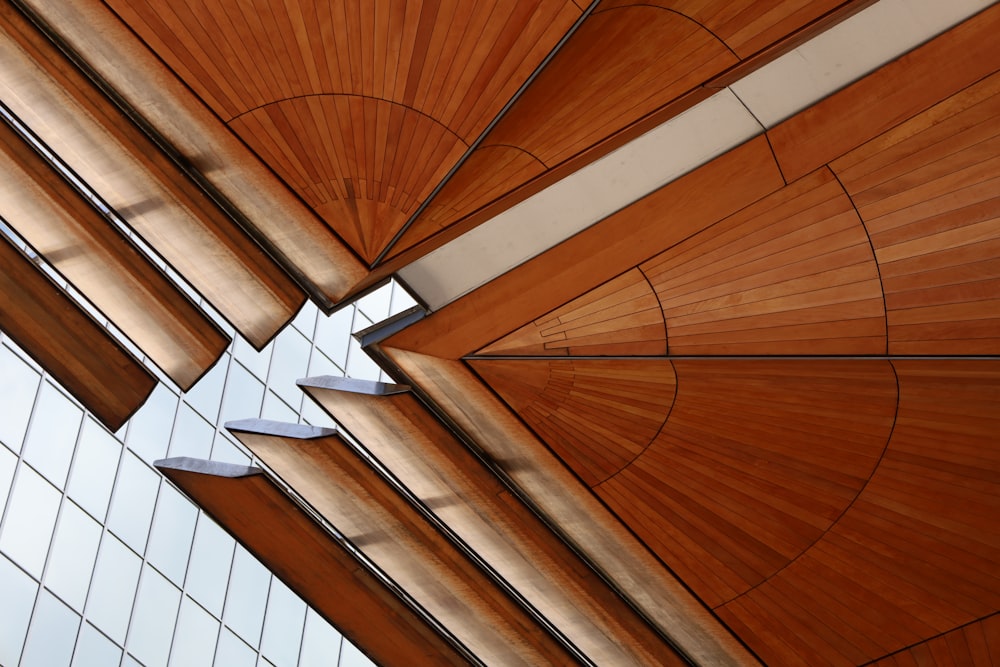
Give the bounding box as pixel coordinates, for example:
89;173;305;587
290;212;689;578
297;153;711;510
731;0;994;127
400;90;761;310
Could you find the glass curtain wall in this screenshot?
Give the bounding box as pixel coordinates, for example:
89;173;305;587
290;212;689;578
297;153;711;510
0;283;413;667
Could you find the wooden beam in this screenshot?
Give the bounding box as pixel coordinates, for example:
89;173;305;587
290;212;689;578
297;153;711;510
298;375;690;666
225;420;583;666
0;2;305;347
155;456;472;667
0;118;229;390
0;234;155;430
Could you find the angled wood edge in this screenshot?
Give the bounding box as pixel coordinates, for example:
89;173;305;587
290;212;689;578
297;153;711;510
0;234;156;431
299;377;690;665
153;456;473;667
0;117;229;391
0;1;306;347
363;344;763;667
224;420;583;666
13;0;370;312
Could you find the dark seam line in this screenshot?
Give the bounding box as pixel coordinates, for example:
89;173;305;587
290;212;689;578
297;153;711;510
591;4;738;60
371;0;602;268
716;358;899;610
474;142;548;167
858;610;1000;666
830;166;890;354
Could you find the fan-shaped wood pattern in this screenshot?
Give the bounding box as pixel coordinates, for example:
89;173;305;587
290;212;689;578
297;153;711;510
106;0;582;263
478;269;666;356
596;359;898;608
640;169;886;354
394;2;738;255
230;96;468;261
832;71;1000;355
717;360;1000;666
470;358;675;486
868;614;1000;667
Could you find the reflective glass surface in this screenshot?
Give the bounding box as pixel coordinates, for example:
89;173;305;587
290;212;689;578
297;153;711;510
21;382;82;487
185;515;234;616
67;418;121;521
219;363;264;425
223;545;270;647
267;328;311;406
299;609;344;667
107;452;159;553
128;565;182;667
73;623;123;667
260;577;306;667
20;589;81;667
0;343;40;454
86;534;141;644
126;383;178;463
0;554;37;666
167;403;214;460
214;628;257;667
146;482;198;585
169;596;219;667
0;445;15;516
45;499;102;611
0;464;61;577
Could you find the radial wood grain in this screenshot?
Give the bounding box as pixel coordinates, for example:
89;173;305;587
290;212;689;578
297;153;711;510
596;359;898;608
470;358;675;486
717;360;1000;666
394;2;738;255
832;70;1000;355
769;3;1000;182
640;169;886;354
478;269;666;356
107;0;582;263
867;613;1000;667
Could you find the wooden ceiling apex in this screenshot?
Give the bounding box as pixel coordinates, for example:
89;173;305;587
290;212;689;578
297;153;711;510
0;234;156;431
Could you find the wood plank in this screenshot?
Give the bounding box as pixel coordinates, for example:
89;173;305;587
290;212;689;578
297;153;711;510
156;458;471;667
0;118;228;390
769;3;1000;182
0;234;156;431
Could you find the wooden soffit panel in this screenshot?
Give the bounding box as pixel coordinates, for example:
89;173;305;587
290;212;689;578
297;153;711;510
19;0;369;310
103;0;583;264
0;234;155;430
0;1;305;347
0;118;228;390
225;420;581;666
154;456;471;667
297;375;689;666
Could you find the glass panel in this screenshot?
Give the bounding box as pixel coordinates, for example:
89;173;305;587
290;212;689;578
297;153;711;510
222;546;270;648
185;515;234;616
126;383;178;463
168;596;219;667
220;362;265;425
267;329;311;406
146;483;197;586
214;628;256;667
22;382;83;488
298;609;342;667
45;500;102;611
388;280;417;317
0;554;38;667
128;565;181;667
233;337;272;381
314;306;353;370
291;300;318;338
86;534;141;644
307;348;341;378
356;284;392;324
260;578;305;667
66;418;121;522
0;343;40;454
73;623;123;667
107;452;159;554
167;403;214;460
210;433;251;466
346;334;381;382
20;589;81;667
261;391;298;423
299;398;336;429
183;354;228;423
0;445;15;517
0;464;61;577
339;639;378;667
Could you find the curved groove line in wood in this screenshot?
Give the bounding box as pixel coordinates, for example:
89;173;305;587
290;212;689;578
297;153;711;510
716;359;1000;666
395;3;738;254
640;168;886;354
863;612;1000;666
478;268;667;356
469;358;676;487
596;359;898;608
105;0;583;262
832;70;1000;355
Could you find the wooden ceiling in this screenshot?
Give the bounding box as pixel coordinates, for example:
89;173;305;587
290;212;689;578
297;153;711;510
374;4;1000;665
